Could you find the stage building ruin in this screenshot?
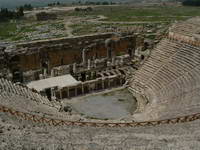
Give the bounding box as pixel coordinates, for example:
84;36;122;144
0;33;148;100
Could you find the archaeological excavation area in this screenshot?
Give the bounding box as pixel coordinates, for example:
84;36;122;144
0;32;147;120
1;33;145;100
1;17;200;149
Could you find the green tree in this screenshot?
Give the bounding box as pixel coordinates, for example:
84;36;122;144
17;6;24;17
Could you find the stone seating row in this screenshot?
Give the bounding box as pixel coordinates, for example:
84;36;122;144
0;78;55;108
129;37;200;118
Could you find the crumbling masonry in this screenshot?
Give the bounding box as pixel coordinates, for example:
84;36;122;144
0;33;147;100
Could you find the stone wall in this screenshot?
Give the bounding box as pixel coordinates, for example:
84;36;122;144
8;34;112;72
6;33;142;77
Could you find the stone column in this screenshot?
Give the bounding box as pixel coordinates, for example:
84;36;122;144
78;75;82;81
59;89;62;99
90;72;94;80
51;88;56;101
90;59;94;68
88;59;91;70
94;59;97;68
44;68;47;78
82;49;86;66
73;63;77;74
108;79;110;88
86;74;89;81
82;83;84;95
51;69;54;77
88;83;91;93
39;74;43;80
102;79;105;89
112;57;115;66
120;58;124;66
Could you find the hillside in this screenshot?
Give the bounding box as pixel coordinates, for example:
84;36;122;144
0;0;177;9
0;0;70;9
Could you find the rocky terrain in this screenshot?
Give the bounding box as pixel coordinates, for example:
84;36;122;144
1;111;200;150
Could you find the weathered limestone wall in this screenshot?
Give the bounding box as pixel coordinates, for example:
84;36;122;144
7;33;140;73
18;54;40;71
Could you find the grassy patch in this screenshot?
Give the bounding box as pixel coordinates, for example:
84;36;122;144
0;22;17;39
20;26;36;33
0;20;67;41
70;23;99;35
70;22;148;36
50;23;65;30
10;35;24;41
0;21;38;41
67;6;200;22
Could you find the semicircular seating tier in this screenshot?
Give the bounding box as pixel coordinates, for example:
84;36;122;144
0;77;62;117
130;38;200;121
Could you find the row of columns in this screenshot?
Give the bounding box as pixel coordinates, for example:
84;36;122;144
57;76;125;99
81;47;134;69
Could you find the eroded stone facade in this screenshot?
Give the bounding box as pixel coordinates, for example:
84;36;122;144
0;32;147;100
2;33;144;82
